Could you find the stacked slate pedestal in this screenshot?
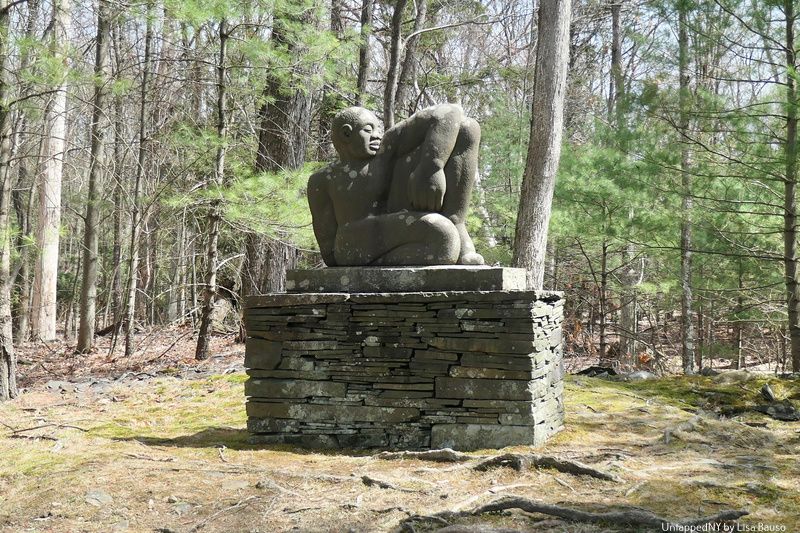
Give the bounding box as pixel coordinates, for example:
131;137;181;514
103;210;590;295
244;266;564;451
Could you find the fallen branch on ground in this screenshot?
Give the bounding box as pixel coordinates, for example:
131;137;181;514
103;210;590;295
4;422;88;437
361;475;419;493
255;479;299;495
10;434;59;441
123;453;175;462
190;496;259;531
436;526;523;533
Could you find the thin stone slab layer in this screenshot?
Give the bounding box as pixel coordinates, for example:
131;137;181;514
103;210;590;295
285;266;528;293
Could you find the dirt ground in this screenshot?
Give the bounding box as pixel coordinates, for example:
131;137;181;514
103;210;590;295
1;330;799;532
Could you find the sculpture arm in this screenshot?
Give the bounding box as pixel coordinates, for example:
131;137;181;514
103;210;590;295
307;172;338;266
383;104;464;211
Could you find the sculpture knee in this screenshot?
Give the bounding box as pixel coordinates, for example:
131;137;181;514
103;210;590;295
418;213;459;264
458;117;481;150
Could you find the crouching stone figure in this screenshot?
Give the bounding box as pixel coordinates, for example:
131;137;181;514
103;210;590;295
307;104;484;266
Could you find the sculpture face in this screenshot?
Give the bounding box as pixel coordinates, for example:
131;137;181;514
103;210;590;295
338;109;383;161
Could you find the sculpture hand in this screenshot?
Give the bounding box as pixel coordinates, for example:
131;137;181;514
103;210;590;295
408;169;446;212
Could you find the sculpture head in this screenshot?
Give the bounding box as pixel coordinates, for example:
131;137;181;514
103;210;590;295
332;107;383;162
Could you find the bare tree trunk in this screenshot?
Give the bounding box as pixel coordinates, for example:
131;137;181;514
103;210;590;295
679;0;695;375
64;254;80;341
784;0;800;373
137;213;152;321
11;0;41;342
395;0;427;119
77;0;111;353
167;215;185;322
124;0;153;356
383;0;408;128
474;170;497;248
316;0;346;161
734;260;744;369
608;3;623;121
610;3;638;365
196;19;229;361
511;0;572;289
254;16;314;172
32;0;71;342
355;0;374;105
12;177;33;341
111;92;124;331
107;19;127;354
0;0;17;400
697;294;704;366
599;240;608;364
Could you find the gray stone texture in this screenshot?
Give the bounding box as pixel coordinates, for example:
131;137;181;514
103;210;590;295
244;286;564;451
286;266;527;293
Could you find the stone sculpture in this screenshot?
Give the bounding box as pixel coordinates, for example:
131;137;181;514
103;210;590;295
307;104;485;266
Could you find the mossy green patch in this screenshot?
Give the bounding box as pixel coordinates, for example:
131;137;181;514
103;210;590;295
209;372;248;384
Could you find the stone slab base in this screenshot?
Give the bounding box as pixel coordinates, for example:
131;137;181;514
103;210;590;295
285;266;528;293
244;289;564;451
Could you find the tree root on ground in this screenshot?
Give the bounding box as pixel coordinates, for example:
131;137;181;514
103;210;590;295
397;495;748;532
375;448;474;462
472;453;621;482
376;449;621;481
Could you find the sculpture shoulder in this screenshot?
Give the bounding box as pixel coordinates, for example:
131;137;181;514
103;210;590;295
308;167;332;195
385;104;466;141
409;103;465;123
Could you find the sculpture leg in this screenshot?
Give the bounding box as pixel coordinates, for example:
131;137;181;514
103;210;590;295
335;212;459;266
441;117;484;265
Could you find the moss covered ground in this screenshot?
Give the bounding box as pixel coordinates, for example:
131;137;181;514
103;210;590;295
1;361;798;532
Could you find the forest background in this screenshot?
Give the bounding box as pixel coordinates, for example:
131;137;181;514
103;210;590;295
1;0;799;402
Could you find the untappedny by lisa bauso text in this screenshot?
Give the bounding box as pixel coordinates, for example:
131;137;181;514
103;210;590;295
662;524;786;532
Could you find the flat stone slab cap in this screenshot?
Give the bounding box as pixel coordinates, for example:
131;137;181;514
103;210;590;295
286;266;528;293
246;289;563;309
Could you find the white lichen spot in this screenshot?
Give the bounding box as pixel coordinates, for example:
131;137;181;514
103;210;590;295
406;218;414;225
341;276;350;284
348;170;357;178
372;202;378;208
405;156;412;163
363;336;380;347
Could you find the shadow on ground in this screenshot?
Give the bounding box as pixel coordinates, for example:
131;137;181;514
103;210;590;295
114;427;374;457
115;427;255;449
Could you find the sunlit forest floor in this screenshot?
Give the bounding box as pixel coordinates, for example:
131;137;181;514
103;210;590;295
1;332;799;532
